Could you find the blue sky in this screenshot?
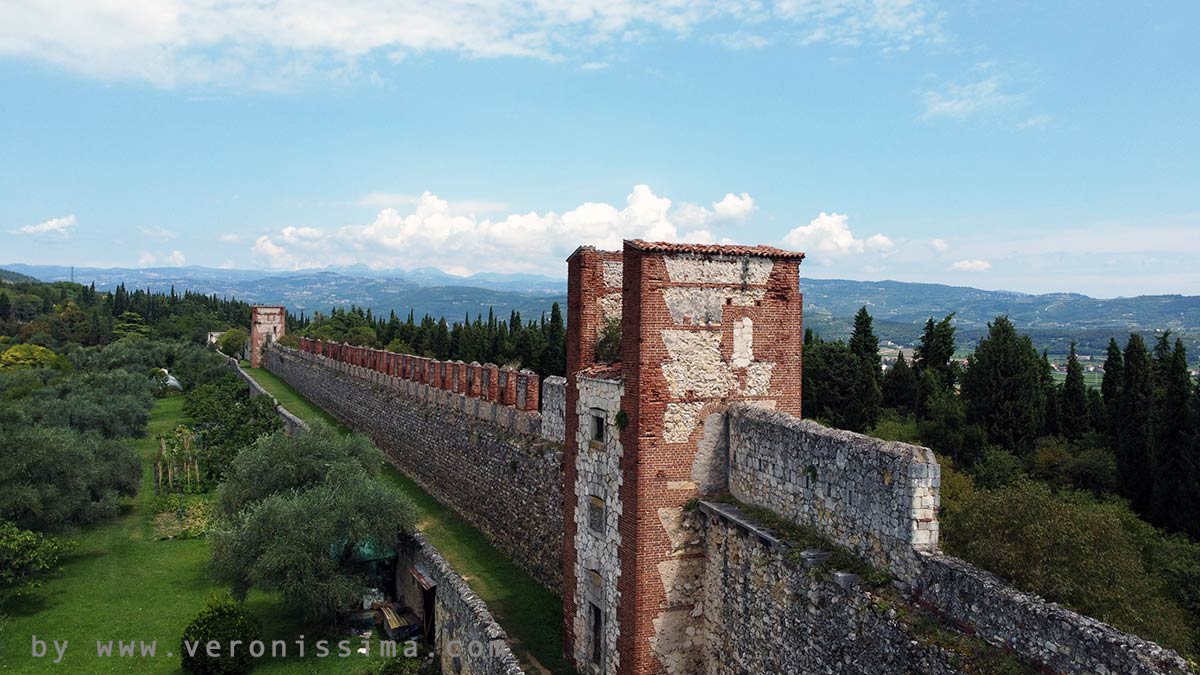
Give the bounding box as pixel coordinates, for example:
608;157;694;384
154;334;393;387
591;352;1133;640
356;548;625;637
1;1;1197;296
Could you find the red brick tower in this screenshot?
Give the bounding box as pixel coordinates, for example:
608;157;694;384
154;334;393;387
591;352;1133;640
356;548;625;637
564;240;804;675
249;305;286;368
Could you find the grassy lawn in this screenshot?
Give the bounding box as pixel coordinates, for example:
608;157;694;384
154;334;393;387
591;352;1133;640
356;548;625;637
1;397;386;674
240;364;573;674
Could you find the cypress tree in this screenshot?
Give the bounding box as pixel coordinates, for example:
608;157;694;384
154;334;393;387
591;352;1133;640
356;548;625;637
914;314;957;414
1115;333;1155;515
960;316;1045;454
1101;337;1124;406
882;350;919;414
1152;339;1195;532
0;292;10;321
1043;352;1062;438
845;307;882;431
1062;341;1089;439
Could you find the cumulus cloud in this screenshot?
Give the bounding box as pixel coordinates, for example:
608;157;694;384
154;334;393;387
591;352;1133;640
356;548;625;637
781;212;893;256
9;214;76;238
164;250;187;266
950;258;990;271
0;1;945;87
218;233;242;243
136;249;187;266
674;192;756;229
251;185;745;272
931;238;949;252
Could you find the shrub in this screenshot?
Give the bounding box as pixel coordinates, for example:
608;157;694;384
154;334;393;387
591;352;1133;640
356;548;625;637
969;446;1026;489
0;519;72;590
180;594;262;675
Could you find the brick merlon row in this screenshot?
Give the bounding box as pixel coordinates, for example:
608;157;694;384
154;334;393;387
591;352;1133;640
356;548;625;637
297;337;540;411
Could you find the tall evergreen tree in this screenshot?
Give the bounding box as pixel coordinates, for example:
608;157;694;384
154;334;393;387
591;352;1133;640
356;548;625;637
1101;337;1124;406
1042;351;1062;437
845;306;882;431
1062;341;1089;438
882;350;919;414
1151;339;1196;533
0;292;10;321
1115;333;1156;515
959;316;1046;454
914;313;957;394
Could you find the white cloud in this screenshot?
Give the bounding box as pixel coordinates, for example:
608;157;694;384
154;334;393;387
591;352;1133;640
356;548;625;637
357;192;507;215
139;225;177;240
9;214;76;237
164;250;187;266
950;258;990;271
580;61;610;71
137;251;157;266
0;1;945;87
1018;114;1050;129
716;32;770;50
218;233;242;243
674;192;756;229
781;212;893;256
930;238;949;252
251;185;744;272
920;75;1020;120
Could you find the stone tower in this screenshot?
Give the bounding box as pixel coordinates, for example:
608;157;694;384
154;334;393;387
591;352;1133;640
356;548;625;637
564;240;805;675
249;305;286;368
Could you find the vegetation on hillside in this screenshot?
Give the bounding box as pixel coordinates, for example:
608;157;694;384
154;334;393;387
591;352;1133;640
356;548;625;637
812;307;1200;657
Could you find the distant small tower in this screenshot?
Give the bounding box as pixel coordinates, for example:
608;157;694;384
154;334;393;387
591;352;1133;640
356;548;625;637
249;306;286;368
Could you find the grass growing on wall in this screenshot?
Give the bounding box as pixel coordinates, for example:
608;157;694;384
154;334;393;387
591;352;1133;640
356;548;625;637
0;397;384;673
240;363;575;674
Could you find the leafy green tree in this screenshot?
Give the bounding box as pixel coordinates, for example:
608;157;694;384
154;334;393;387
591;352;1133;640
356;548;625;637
1061;341;1089;439
881;350;919;414
960;316;1046;454
217;328;249;358
216;425;382;519
942;481;1194;656
0;426;140;531
344;325;377;347
844;306;882;432
184;374;282;483
1116;333;1156;514
0;344;64;369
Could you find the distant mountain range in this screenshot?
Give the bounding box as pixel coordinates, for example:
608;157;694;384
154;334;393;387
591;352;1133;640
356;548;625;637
4;263;1198;358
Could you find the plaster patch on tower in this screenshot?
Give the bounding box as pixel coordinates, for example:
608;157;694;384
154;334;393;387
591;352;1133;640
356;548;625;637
732;317;753;367
662;330;735;398
663;402;705;443
598;291;622;325
660;287;765;325
740;361;775;396
602;259;623;288
691;412;729;495
663;254;773;285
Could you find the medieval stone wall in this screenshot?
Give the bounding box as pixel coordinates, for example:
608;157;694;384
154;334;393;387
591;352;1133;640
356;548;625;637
398;533;525;675
264;345;565;594
727;404;939;582
541;376;567;443
227;358;309;434
697;501;964;675
917;554;1192;675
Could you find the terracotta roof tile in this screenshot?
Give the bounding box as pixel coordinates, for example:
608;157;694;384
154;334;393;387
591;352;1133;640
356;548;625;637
625;239;805;259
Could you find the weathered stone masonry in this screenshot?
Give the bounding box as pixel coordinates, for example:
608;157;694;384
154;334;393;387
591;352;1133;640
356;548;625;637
264;345;565;594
